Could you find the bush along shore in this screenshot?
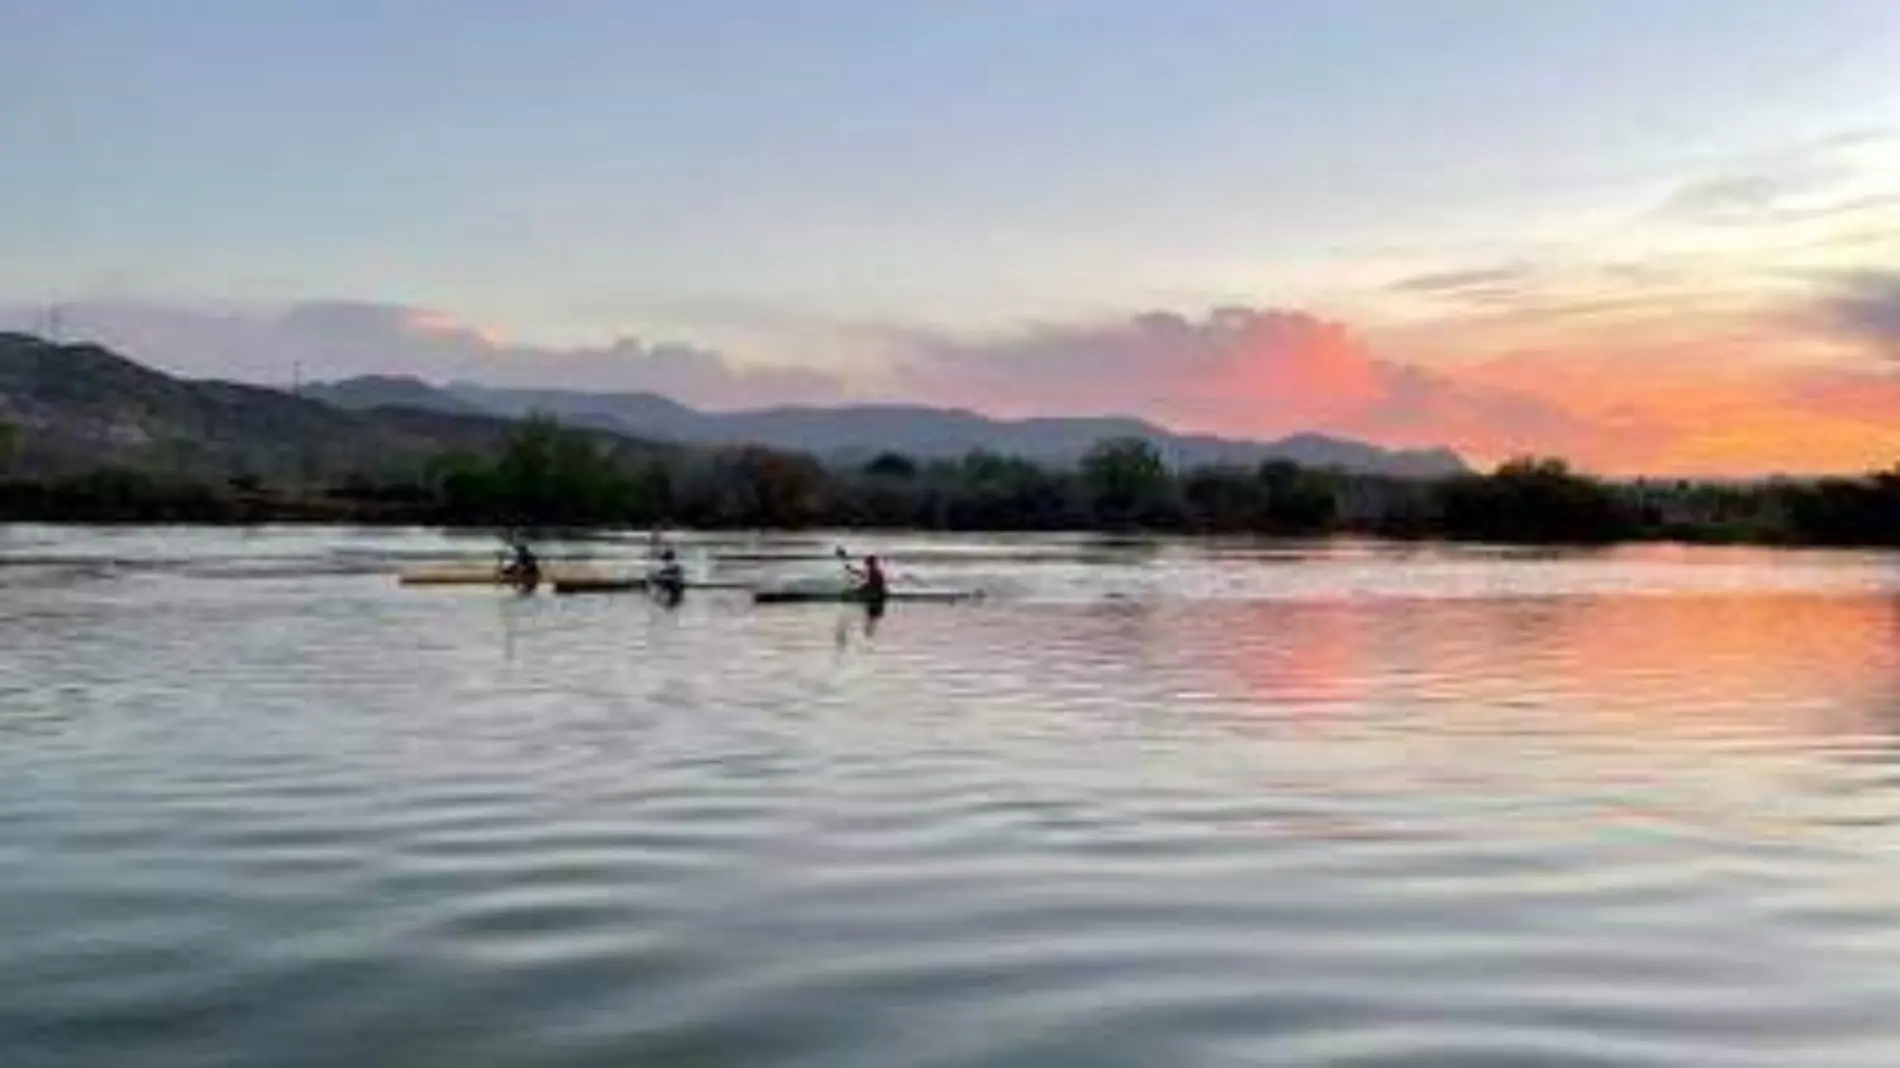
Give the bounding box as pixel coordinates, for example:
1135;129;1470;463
0;416;1895;548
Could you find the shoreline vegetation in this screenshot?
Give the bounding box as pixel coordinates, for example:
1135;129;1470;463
1;415;1895;548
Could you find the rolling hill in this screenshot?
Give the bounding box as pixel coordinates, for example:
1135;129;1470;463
309;378;1471;477
0;333;662;482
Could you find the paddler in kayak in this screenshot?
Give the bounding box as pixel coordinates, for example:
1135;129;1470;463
846;553;888;603
650;546;686;603
499;533;540;587
834;545;887;599
827;545;885;603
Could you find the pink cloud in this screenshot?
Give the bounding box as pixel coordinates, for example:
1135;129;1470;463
895;306;1593;462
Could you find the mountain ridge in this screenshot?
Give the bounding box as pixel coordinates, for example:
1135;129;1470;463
0;332;1469;481
0;334;666;481
309;377;1470;477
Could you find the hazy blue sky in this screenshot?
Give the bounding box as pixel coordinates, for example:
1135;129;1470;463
3;2;1898;473
5;0;1896;332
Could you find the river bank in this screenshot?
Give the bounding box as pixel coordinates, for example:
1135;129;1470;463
1;476;1893;550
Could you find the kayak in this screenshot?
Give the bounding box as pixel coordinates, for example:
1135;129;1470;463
550;576;753;595
398;567;515;586
752;587;981;605
398;567;587;588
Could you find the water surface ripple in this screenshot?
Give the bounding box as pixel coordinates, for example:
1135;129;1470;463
2;529;1899;1067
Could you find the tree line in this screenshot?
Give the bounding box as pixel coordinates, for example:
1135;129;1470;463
0;414;1895;547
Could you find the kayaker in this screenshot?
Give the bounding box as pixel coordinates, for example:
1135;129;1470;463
652;547;685;597
857;554;888;601
502;535;540;583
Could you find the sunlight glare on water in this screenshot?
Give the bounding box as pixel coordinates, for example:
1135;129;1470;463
1;528;1899;1067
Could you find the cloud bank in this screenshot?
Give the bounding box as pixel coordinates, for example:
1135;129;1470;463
892;307;1595;459
0;300;848;410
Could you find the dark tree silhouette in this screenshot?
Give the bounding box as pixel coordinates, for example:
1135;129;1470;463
2;407;1896;548
1082;437;1170;528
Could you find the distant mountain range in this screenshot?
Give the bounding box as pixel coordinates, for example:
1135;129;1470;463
307;376;1471;477
0;333;665;481
0;333;1468;481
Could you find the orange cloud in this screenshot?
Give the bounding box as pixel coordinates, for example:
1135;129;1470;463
1452;320;1900;475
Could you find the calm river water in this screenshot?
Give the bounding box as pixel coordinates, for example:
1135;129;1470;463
2;526;1899;1067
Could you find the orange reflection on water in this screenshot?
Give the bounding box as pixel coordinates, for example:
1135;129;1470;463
1163;590;1900;743
1152;587;1900;847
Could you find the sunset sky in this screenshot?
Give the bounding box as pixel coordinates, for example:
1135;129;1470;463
3;0;1898;475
